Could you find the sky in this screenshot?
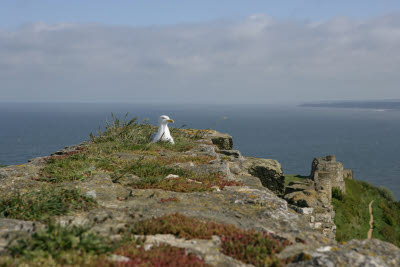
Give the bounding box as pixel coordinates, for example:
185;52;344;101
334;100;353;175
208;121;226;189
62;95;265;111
1;1;400;104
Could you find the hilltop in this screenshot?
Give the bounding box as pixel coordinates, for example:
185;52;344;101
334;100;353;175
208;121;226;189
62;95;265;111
0;117;399;266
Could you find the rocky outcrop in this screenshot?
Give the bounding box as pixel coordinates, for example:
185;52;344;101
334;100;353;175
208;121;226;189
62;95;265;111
311;155;346;198
283;155;352;239
200;130;233;150
0;132;398;266
288;239;400;267
343;169;354;180
241;157;285;196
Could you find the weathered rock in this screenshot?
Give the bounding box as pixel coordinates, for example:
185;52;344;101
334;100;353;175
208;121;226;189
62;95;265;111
78;174;131;203
115;174;141;186
241;157;285;196
343;169;354;180
142;234;251;266
218;150;243;160
1;130;397;266
178;159;234;180
201;131;233;150
50;142;88;156
289;239;400;267
285;183;312;195
185;144;218;158
0;164;42;195
114;152;155;161
0;219;44;253
284;190;318;208
311;155;346;200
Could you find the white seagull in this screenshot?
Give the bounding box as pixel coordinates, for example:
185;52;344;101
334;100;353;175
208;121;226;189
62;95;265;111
149;115;175;144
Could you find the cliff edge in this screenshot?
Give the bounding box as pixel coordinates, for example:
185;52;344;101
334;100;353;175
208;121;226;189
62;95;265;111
0;122;398;266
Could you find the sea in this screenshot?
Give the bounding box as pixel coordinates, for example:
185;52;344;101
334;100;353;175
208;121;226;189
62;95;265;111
1;102;399;200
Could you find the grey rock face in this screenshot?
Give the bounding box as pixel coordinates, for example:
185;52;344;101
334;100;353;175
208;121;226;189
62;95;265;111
284;190;318;208
0;219;44;252
1;131;398;266
343;169;354;179
200;131;233;150
242;157;285;196
289;239;400;267
283;155;353;239
218;150;243;160
142;234;251;267
311;155;346;200
78;174;131;204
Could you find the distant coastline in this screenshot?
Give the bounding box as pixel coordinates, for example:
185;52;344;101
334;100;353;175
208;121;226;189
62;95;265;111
300;100;400;110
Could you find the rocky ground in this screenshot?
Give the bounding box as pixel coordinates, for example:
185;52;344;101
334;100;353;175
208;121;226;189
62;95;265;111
0;122;398;266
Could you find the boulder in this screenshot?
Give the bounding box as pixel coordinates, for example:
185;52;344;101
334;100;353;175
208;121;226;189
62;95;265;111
284;190;318;207
0;219;44;253
242;157;285;196
289;239;400;267
78;174;131;203
343;169;353;180
200;130;233;150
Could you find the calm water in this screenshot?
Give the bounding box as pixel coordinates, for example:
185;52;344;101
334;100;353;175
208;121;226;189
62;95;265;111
1;102;399;199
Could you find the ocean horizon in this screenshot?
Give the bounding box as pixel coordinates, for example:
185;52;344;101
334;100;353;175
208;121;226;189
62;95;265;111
1;102;399;200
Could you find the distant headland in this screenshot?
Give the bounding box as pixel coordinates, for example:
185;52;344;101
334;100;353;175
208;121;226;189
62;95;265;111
300;100;400;110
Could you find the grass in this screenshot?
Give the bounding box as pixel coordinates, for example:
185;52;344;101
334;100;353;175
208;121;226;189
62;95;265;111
129;213;290;266
0;186;96;221
1;213;290;266
8;224;110;260
0;165;6;168
39;114;242;192
332;178;400;247
131;171;242;192
1;223;208;267
284;174;309;187
39;115;204;184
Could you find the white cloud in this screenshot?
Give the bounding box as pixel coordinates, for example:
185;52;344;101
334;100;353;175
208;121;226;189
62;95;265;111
0;14;399;103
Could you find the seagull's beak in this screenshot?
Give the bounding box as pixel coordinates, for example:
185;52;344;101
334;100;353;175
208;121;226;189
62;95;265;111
167;119;174;123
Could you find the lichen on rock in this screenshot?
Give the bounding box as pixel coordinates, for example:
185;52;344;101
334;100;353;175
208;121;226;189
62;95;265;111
0;123;398;266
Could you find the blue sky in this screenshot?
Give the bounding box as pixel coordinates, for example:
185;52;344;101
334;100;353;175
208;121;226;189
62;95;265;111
2;0;400;27
1;1;400;103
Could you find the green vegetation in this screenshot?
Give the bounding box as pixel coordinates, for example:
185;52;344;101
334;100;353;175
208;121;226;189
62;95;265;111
1;223;207;267
8;224;110;260
0;165;6;168
284;174;309;187
40;114;241;192
129;213;290;266
0;186;96;221
332;179;400;247
2;213;290;266
332;187;344;201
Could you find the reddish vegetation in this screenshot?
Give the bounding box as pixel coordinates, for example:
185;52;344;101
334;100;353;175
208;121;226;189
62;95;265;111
111;245;209;267
44;147;86;161
158;155;217;165
159;197;180;203
130;213;290;266
132;174;243;193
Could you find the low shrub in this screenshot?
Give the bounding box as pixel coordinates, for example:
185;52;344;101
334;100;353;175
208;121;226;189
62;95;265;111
111;244;209;267
0;186;96;221
378;186;395;202
130;213;290;266
332;187;344;201
8;224;110;260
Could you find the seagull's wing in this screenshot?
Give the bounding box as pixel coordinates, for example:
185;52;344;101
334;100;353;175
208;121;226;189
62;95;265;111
149;132;157;143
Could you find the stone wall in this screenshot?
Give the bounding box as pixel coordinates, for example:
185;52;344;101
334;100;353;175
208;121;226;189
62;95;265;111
284;155;350;239
343;169;353;180
311;155;346;199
